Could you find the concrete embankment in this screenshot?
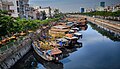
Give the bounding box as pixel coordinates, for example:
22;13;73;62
68;15;120;34
0;28;44;69
0;36;32;69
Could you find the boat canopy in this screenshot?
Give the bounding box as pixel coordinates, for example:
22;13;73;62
71;27;79;30
53;25;67;29
56;38;68;42
69;30;74;32
65;36;78;40
65;34;73;38
74;32;82;36
48;48;62;55
66;22;74;26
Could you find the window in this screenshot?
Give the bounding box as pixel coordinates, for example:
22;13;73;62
16;1;19;6
17;8;19;12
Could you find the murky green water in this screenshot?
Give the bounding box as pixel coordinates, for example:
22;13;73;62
10;22;120;69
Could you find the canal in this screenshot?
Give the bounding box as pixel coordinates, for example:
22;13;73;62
10;22;120;69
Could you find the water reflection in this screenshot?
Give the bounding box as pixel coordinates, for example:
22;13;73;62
10;25;85;69
10;43;83;69
89;22;120;41
10;23;120;69
79;25;88;31
8;32;82;69
32;43;83;69
33;51;64;69
10;50;37;69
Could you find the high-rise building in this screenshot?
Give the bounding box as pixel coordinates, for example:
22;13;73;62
100;2;105;7
80;7;84;13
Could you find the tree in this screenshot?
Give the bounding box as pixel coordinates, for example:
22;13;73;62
0;12;14;36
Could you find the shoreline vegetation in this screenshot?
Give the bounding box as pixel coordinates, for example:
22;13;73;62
67;11;120;17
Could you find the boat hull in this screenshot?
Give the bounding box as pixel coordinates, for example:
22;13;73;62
32;43;51;61
32;43;63;61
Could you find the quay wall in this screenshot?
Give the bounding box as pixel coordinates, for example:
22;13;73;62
68;15;120;34
0;28;43;69
0;36;32;69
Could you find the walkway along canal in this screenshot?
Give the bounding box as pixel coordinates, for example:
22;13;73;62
68;15;120;35
10;22;120;69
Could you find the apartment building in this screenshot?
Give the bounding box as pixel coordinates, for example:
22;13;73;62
0;0;30;19
37;6;51;18
0;0;14;16
17;0;29;19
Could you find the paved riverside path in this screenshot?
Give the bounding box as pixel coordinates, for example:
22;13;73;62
67;15;120;34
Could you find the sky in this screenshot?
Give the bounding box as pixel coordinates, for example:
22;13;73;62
29;0;120;12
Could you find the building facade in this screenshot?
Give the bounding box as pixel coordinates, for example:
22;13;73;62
37;6;51;18
9;0;19;17
112;4;120;12
0;0;58;20
18;0;29;19
96;6;105;11
0;0;30;18
0;0;14;15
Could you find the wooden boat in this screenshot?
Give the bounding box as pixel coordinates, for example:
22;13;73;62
71;27;79;33
69;30;75;34
56;22;73;28
65;36;78;46
66;22;74;27
65;34;78;46
65;17;87;26
73;32;82;39
32;41;62;61
56;38;69;47
52;25;69;31
49;25;70;37
33;51;64;69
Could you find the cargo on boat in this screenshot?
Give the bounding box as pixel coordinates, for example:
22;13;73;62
32;41;62;61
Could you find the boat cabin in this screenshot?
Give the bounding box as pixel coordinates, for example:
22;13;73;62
69;30;75;34
66;22;74;27
32;41;62;61
56;38;69;47
71;27;79;32
65;36;78;45
65;34;78;44
46;48;62;60
73;32;82;39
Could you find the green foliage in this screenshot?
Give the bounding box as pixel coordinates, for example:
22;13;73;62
54;13;64;18
68;10;120;17
0;10;8;15
0;14;14;36
80;10;120;16
0;10;60;38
